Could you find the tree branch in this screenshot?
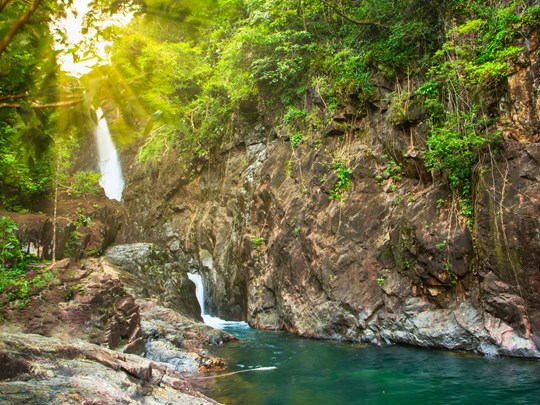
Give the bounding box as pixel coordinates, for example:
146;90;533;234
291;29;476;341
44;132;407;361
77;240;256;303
0;0;13;13
0;99;84;109
0;93;28;101
320;0;388;28
0;0;43;58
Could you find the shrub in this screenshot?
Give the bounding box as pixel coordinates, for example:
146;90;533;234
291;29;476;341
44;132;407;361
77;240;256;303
0;216;39;304
69;171;102;197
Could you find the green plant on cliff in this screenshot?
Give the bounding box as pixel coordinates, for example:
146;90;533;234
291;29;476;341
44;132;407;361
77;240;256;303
418;0;537;223
424;111;501;222
385;160;403;182
290;132;304;149
250;236;265;250
326;156;352;201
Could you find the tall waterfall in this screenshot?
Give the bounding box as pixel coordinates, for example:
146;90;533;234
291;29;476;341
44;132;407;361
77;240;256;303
187;272;248;330
94;108;124;201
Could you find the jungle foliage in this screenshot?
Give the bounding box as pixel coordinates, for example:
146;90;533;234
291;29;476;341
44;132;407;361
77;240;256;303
0;0;130;208
1;0;539;219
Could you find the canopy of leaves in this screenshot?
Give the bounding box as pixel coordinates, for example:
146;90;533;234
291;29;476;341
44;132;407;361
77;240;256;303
82;0;448;165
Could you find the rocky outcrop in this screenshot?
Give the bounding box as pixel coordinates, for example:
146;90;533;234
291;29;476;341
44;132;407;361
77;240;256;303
0;252;232;403
0;258;141;351
473;31;540;351
0;331;219;405
104;243;201;320
102;243;235;369
115;34;540;358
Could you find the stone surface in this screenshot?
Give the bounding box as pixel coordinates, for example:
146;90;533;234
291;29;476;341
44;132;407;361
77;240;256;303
104;243;202;320
0;255;233;404
1;194;121;261
0;330;219;405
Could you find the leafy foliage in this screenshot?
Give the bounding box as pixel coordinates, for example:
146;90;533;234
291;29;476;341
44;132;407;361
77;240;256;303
417;0;536;222
0;216;40;305
0;216;23;269
0;0;130;209
425;112;501;221
327;157;352;201
1;0;538;226
69;171;102;197
91;0;447;166
250;236;265;250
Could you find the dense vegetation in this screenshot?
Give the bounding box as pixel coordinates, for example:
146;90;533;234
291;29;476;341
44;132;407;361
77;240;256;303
0;0;130;209
88;0;538;221
1;0;539;213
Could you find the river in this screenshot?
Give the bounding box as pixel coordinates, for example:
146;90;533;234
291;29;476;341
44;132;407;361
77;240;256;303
192;323;540;405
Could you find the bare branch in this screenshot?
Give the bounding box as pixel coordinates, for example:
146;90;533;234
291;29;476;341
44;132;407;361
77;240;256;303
0;93;28;101
0;0;43;58
0;99;84;109
320;0;388;28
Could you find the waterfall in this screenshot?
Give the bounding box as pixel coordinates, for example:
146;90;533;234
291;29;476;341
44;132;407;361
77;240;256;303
187;272;248;330
94;108;124;201
188;272;206;314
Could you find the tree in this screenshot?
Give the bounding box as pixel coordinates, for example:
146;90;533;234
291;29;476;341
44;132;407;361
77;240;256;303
0;0;134;209
0;0;44;58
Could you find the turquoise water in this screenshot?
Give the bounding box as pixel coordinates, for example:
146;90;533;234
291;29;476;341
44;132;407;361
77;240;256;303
192;325;540;405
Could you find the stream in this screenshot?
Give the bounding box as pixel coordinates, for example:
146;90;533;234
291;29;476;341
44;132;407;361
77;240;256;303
192;323;540;405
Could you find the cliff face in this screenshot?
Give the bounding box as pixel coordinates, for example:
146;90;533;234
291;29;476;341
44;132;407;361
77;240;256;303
117;34;540;357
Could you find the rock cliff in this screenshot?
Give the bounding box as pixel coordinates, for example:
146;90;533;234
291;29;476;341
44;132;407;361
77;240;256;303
116;34;540;358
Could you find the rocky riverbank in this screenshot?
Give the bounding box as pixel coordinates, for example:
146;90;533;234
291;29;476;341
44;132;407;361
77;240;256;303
0;243;231;404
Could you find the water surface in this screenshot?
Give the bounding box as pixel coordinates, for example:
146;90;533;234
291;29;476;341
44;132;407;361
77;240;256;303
192;325;540;405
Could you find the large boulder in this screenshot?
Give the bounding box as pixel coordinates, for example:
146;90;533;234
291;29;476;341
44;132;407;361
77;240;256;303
104;243;201;320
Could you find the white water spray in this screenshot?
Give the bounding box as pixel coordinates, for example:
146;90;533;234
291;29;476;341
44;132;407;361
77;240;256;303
94;108;124;201
187;272;249;330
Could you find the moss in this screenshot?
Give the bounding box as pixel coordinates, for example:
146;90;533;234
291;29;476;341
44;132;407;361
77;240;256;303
492;236;521;277
392;223;416;274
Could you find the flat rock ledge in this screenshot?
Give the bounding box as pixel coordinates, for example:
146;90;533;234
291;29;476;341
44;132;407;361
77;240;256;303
0;330;220;405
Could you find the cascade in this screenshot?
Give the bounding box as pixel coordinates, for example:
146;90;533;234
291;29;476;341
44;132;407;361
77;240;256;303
94;108;124;201
187;272;248;330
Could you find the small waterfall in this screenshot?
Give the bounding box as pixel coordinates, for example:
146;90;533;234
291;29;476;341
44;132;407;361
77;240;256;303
94;108;124;201
188;272;206;314
187;272;249;330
